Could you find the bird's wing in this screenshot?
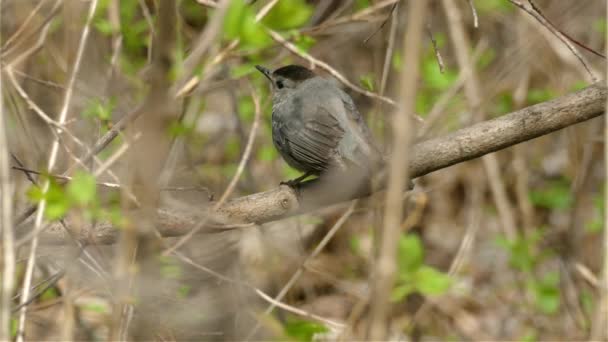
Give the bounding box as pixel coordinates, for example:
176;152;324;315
277;107;345;173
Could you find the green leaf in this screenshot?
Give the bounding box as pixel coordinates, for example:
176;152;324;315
27;178;71;220
160;257;182;279
349;236;361;255
530;272;560;314
168;120;193;138
259;144;278;161
67;171;97;206
284;319;328;342
291;32;316;52
238;96;255;122
527;88;555;105
359;74;375;91
262;0;313;31
529;179;572;210
40;287;59;301
397;234;424;273
594;19;607;35
392;52;402;71
224;0;247;39
82;302;109;313
422;58;457;91
413;266;452;296
177;285;191;298
355;0;371;10
224;0;271;49
391;283;415;302
82;98;115;121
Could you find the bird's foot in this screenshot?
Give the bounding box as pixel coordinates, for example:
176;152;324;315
279;172;313;189
280;179;301;188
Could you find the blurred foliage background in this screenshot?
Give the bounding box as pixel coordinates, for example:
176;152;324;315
2;0;606;340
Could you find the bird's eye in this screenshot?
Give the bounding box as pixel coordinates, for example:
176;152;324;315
276;80;284;89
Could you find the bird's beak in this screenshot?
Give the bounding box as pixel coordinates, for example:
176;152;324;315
255;65;272;82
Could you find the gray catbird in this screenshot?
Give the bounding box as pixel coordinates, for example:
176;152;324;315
256;64;382;187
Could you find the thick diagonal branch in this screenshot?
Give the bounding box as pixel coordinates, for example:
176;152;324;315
37;82;606;245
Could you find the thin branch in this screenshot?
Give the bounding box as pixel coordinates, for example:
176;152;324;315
1;0;47;50
426;23;446;74
590;9;608;338
0;6;16;339
16;0;98;340
526;0;605;59
379;1;398;96
507;0;597;82
163;85;262;254
175;251;344;330
368;1;426;339
246;201;358;339
465;0;478;28
33;82;607;245
363;3;397;44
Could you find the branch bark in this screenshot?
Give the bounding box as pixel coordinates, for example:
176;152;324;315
35;82;606;245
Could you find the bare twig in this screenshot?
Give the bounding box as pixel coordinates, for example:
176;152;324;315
163;86;262;254
465;0;478;28
32;82;607;246
367;2;427;339
443;0;517;241
246;201;358;339
1;0;47;50
255;0;280;21
507;0;597;82
526;0;605;59
379;2;398;96
16;0;98;340
426;23;446;74
0;8;16;338
590;10;608;338
363;3;397;44
175;251;344;330
174;0;230;95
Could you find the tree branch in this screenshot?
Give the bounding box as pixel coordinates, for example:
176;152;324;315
35;82;606;245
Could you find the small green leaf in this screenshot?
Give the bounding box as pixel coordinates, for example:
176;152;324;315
259;144;278;161
293;33;316;52
529;179;572;210
177;285;191;298
392;52;402;71
355;0;371;10
82;98;115;121
527;88;555;105
391;283;415;302
349;236;361;255
422;58;457;91
359;74;375;91
284;319;328;342
530;272;560;314
160;257;182;279
82;302;109;313
262;0;313;31
27;178;71;220
67;171;97;206
593;19;607;35
414;266;452;296
397;234;424;273
168;120;193;138
40;287;59;301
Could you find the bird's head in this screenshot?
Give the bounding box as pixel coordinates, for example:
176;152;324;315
255;64;316;98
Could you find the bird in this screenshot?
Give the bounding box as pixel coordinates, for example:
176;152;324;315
255;64;382;188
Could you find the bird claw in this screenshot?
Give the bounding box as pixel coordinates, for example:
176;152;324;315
280;179;301;188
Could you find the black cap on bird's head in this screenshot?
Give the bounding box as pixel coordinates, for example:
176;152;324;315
255;64;316;90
